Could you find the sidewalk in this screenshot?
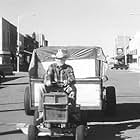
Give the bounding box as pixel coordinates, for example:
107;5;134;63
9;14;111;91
0;71;29;111
13;71;29;77
128;68;140;73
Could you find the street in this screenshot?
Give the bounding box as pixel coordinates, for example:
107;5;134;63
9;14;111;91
0;69;140;140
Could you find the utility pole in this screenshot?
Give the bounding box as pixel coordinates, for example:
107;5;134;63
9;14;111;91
17;16;20;72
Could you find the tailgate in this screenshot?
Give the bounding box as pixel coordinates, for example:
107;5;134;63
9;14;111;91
76;78;102;110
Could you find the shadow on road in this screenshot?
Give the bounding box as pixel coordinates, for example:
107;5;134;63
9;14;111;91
26;103;140;140
0;86;5;89
88;103;140;122
2;82;29;86
86;103;140;140
0;108;24;112
0;104;140;139
87;122;140;140
37;121;140;140
2;76;26;83
0;130;22;135
38;136;72;140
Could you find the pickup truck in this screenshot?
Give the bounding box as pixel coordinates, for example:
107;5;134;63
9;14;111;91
0;64;13;75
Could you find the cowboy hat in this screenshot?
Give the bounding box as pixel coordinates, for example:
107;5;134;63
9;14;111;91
54;49;68;59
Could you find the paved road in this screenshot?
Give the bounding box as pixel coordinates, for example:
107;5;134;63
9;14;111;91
0;72;32;140
0;70;140;140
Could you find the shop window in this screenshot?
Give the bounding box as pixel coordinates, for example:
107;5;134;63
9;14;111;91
127;54;133;63
132;58;137;63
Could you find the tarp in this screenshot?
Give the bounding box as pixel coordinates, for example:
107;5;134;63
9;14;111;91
28;46;106;78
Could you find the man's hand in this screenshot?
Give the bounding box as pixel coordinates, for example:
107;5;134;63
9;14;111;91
63;80;68;86
44;80;51;86
69;92;75;99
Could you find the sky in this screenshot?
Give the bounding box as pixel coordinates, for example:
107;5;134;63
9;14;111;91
1;0;140;56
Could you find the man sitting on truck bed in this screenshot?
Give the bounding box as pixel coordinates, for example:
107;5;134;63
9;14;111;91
37;49;76;120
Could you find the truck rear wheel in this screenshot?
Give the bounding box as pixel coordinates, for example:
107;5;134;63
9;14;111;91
24;86;34;116
28;125;38;140
80;110;88;125
33;110;39;126
75;125;85;140
102;86;116;115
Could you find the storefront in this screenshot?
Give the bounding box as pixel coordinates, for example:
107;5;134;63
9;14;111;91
129;32;140;71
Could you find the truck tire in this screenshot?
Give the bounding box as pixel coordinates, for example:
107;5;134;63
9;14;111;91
33;110;39;126
28;125;38;140
80;110;88;125
24;86;34;116
102;86;116;115
75;125;85;140
33;110;43;126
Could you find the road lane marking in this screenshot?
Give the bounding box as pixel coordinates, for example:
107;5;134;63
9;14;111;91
88;119;140;125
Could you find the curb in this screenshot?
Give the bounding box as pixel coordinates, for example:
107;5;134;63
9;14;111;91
13;71;28;76
128;68;140;73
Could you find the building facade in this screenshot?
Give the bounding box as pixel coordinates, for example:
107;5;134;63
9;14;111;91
115;35;130;55
0;17;17;74
115;35;131;65
19;34;39;71
0;17;48;73
36;33;48;47
129;32;140;70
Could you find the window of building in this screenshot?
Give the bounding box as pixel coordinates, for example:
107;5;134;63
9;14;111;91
132;58;137;63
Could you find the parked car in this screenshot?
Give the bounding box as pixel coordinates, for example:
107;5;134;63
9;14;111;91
24;46;116;140
0;70;5;83
111;63;129;70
